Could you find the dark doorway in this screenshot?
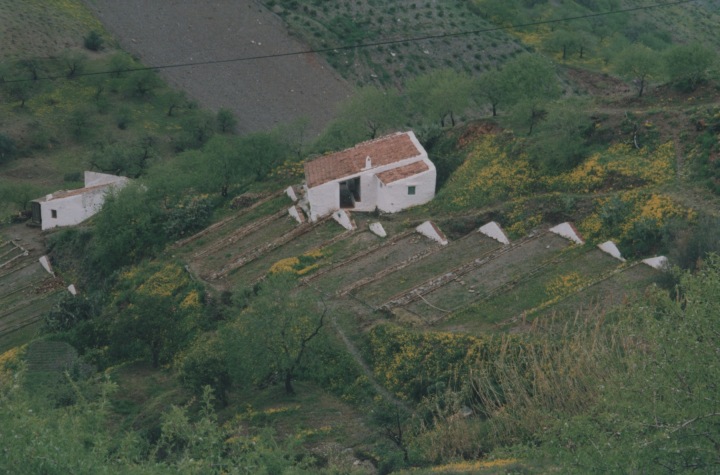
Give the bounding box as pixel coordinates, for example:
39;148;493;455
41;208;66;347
339;177;361;208
30;201;42;227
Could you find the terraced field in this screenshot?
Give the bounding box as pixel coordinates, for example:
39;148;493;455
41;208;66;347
174;187;663;346
443;247;624;332
1;180;663;372
530;262;661;321
220;216;350;287
0;229;63;352
308;231;440;295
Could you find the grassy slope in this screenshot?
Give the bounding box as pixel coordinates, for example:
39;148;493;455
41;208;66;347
0;0;105;59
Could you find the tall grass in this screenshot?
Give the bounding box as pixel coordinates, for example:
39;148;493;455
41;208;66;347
470;311;624;443
414;307;630;461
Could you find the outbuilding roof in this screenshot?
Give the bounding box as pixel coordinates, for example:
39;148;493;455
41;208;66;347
304;132;423;188
34;183;115;202
376;160;429;184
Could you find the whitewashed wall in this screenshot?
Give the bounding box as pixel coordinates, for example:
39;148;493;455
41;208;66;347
306;131;436;220
376;166;436;213
40;188;107;230
306;181;339;221
353;173;380;212
39;175;129;230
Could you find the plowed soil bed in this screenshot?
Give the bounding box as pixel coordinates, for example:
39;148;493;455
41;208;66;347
354;232;502;306
83;0;352;136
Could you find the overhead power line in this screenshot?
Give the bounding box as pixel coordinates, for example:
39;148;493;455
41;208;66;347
2;0;698;84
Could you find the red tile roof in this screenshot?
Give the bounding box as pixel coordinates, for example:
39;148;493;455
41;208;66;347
36;183;118;202
304;132;422;188
376;160;429;184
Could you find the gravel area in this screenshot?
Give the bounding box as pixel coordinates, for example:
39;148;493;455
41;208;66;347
82;0;353;137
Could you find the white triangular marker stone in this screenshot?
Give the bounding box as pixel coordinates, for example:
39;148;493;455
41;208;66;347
333;210;355;230
288;206;304;224
285;186;298;202
642;256;669;270
598;241;625;262
416;221;448;245
549;222;584;245
39;255;55;276
479;221;510;245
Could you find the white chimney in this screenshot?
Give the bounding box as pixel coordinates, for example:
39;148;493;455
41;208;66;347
364;155;372;170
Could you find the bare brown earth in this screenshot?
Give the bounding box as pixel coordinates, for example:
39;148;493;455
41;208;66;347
82;0;353;137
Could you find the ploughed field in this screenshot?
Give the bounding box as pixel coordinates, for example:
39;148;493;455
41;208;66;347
82;0;352;137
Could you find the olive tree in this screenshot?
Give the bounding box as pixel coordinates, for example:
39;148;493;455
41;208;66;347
615;43;661;97
224;274;326;395
664;42;717;92
503;54;561;135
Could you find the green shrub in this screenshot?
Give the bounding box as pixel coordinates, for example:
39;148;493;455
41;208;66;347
0;133;17;164
664;42;717;92
115;106;131;129
45;293;95;332
68;108;93;141
83;31;104;51
162;194;213;239
104;261;204;367
91;184;165;274
531;259;720;472
178;335;231;405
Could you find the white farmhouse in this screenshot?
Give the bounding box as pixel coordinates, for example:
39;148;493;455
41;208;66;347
303;131;436;221
30;171;130;231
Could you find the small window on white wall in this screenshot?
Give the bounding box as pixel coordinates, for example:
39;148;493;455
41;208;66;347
51;209;58;218
408;186;416;195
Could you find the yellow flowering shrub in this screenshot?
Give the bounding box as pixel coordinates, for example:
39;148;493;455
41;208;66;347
269;257;300;275
369;325;476;400
628;193;689;229
271;160;305;179
136;264;186;298
435;136;534;210
269;249;325;276
578;213;603;240
115;261;203;320
546;272;587;298
547;142;675;193
578;191;694;251
0;346;25;388
369;324;523;402
430;458;518;472
506;199;543;237
179;290;201;310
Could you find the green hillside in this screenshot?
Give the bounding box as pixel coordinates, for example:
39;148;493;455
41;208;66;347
1;0;720;473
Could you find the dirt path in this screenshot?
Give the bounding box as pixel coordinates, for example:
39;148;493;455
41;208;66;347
323;296;414;415
82;0;352;137
0;223;46;254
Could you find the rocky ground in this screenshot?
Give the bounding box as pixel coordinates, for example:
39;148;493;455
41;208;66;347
82;0;353;137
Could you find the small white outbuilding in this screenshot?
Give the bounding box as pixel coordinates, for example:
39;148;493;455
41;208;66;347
303;131;436;221
30;171;130;230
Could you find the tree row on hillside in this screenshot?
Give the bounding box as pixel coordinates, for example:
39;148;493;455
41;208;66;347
615;42;717;96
